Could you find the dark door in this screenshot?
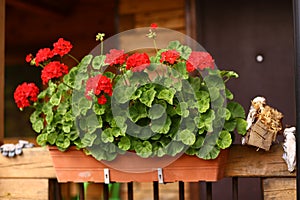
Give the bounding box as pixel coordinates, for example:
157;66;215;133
194;0;294;199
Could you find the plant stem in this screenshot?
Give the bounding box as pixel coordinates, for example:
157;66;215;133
62;82;74;90
153;39;158;53
101;41;104;55
68;54;80;64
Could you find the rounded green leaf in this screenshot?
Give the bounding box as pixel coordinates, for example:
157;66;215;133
178;129;196;146
236;118;247;135
217;130;232;149
227;102;246;119
118;136;131;151
135;141;152;158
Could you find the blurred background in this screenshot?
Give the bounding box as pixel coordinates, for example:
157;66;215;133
4;0;295;199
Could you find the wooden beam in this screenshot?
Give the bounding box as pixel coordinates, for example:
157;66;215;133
263;178;296;200
0;0;4;144
0;147;56;178
0;179;48;200
225;144;296;177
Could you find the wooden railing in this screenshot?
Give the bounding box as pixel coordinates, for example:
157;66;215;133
0;144;296;199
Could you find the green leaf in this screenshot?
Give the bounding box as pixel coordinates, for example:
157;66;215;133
178;129;196;145
118;136;131;151
134;140;152;158
197;146;220;160
224;119;237;132
217;130;232;149
236;118;247;135
227;102;246;119
151;116;171;134
167;40;192;60
67;130;79;141
92;55;106;70
78;55;93;73
101;128;114;143
129;101;148;122
148;104;165;119
113;86;136;104
47;132;58;145
81;133;97;147
172;62;189;79
93;104;106;115
32;118;44;133
78;97;92;115
204;74;225;90
157;88;176;105
225;88;234;100
140;87;156;107
195;90;210;113
220;70;239;79
191;135;205;148
207;87;219;102
166;141;185;156
55;134;70;149
195;109;215;132
175;102;189;117
36;133;48;146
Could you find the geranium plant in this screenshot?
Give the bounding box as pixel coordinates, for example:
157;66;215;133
14;25;247;161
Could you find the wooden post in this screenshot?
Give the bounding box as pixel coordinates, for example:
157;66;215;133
0;0;5;144
293;0;300;198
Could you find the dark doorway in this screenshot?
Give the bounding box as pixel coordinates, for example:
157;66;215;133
194;0;295;199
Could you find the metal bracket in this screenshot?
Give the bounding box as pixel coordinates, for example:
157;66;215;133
157;168;164;183
104;168;110;184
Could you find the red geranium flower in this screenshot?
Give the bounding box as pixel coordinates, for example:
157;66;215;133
85;74;113;105
41;61;69;85
97;95;107;105
35;48;53;66
25;54;33;63
52;38;73;57
160;50;180;65
14;82;39;110
105;49;128;66
126;53;150;72
186;51;214;72
150;23;158;29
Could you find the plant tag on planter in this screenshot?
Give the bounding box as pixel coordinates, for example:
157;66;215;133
157;168;164;183
104;168;110;184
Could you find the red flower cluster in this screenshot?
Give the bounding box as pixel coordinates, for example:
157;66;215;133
41;61;69;85
105;49;128;66
126;53;150;72
85;74;113;105
29;38;72;66
35;48;53;66
160;50;180;65
186;51;214;72
53;38;73;57
14;82;39;110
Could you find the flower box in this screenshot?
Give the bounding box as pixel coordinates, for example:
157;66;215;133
48;146;229;183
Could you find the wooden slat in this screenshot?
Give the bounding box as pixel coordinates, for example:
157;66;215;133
225;144;296;177
135;9;185;30
119;0;185;15
0;147;56;178
263;178;296;200
0;178;48;200
0;0;4;144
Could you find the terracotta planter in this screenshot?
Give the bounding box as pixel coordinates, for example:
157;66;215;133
48;146;229;183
